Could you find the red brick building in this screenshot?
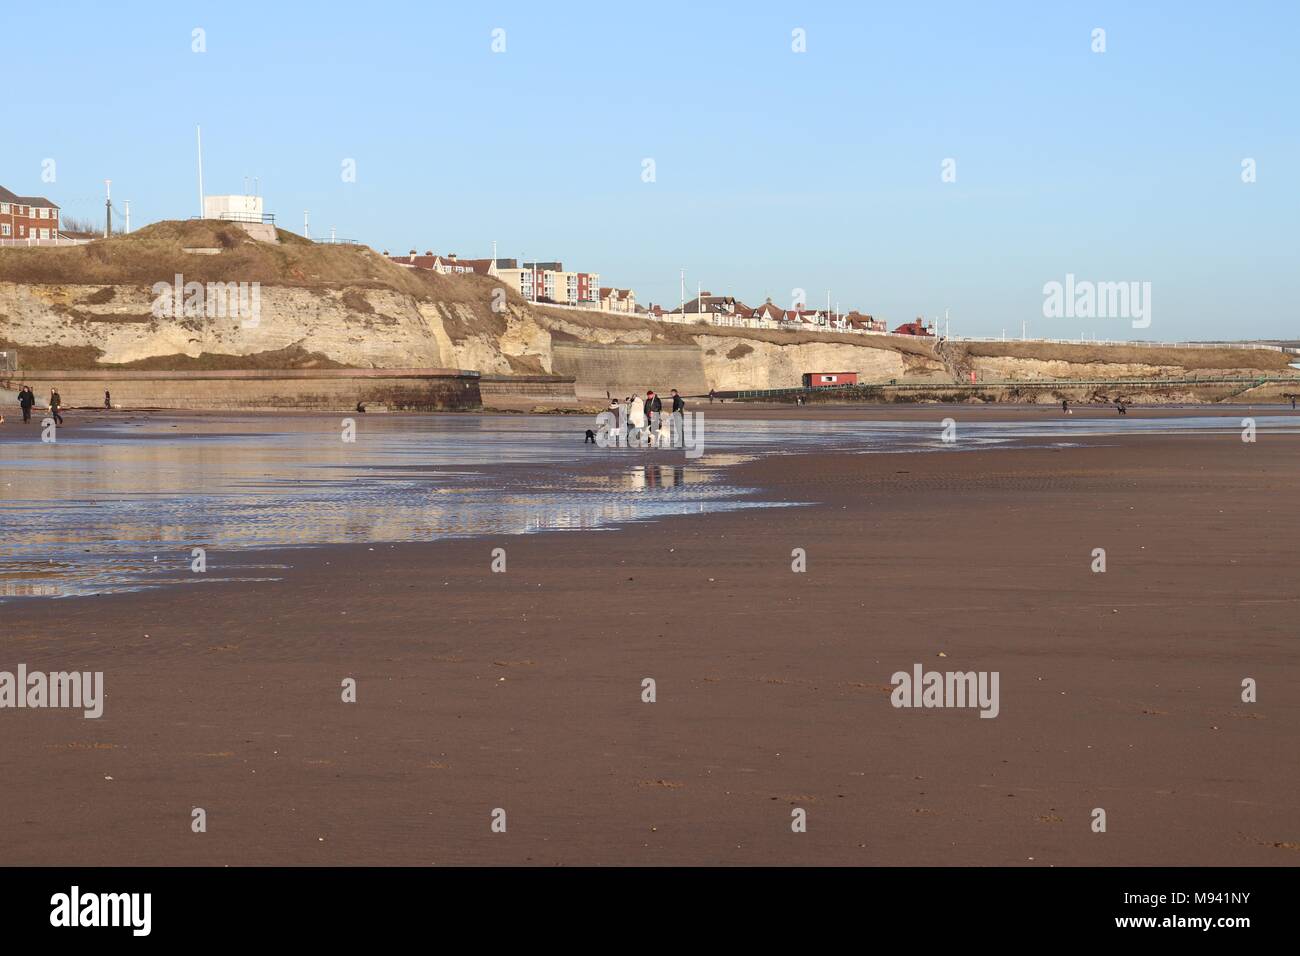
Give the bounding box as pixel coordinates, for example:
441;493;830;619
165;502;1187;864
0;185;60;240
892;318;934;336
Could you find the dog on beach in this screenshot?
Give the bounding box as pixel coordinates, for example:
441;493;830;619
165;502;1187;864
584;429;596;444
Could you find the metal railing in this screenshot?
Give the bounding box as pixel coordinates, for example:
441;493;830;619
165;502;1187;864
643;311;892;335
633;315;1291;350
723;374;1300;400
950;335;1290;352
189;213;276;225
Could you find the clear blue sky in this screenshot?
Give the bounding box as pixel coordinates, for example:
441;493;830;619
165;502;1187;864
4;0;1297;340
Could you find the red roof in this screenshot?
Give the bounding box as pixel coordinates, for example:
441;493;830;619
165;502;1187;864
892;319;932;335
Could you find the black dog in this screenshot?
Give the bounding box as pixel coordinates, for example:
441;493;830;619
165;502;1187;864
584;429;597;443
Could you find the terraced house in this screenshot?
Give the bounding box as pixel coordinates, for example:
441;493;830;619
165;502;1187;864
0;185;60;240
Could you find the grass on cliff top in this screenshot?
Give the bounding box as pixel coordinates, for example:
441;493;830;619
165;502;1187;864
0;339;346;372
960;339;1291;371
0;220;498;305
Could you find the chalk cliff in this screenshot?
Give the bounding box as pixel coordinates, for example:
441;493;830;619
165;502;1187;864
1;221;1292;398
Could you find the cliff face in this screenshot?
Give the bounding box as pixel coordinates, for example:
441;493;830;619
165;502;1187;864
3;277;1291;394
0;276;954;394
0;281;451;367
0;221;1292;393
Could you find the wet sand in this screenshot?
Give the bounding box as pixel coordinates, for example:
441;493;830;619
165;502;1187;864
1;410;1297;866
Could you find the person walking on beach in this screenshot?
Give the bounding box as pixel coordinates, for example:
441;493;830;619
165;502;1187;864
104;390;112;409
1062;399;1071;415
1114;398;1126;416
18;385;35;423
709;388;716;405
49;388;64;426
1292;395;1296;411
647;390;663;433
670;388;685;445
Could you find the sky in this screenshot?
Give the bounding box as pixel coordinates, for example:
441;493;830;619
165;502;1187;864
3;0;1297;340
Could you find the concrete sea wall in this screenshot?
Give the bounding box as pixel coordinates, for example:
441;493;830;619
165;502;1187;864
2;368;482;411
551;342;709;400
477;374;577;404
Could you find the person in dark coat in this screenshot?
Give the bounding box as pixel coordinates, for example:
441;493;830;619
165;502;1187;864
18;385;35;423
647;390;663;432
669;389;685;445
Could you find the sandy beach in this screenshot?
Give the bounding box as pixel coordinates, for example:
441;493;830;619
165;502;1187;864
1;406;1296;866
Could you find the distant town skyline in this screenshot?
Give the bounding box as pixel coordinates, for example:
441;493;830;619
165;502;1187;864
3;0;1297;339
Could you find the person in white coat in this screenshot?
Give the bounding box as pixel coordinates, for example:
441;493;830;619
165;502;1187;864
628;393;646;445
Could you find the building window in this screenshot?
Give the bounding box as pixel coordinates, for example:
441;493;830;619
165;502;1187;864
1;224;9;236
0;203;8;213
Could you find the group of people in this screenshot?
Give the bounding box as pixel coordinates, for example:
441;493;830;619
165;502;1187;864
596;388;686;446
6;386;62;426
3;387;115;425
